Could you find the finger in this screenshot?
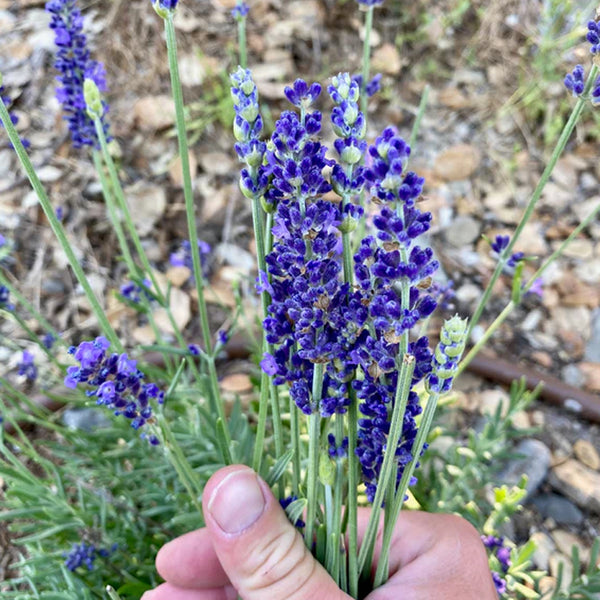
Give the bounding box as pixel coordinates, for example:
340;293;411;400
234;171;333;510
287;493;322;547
203;465;351;600
141;582;237;600
156;527;229;588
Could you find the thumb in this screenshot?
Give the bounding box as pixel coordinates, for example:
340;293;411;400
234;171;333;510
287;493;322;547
203;465;350;600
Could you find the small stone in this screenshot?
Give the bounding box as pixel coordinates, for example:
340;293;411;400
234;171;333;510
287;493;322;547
178;53;207;87
220;373;252;394
530;531;556;570
579;362;600;392
531;351;553;368
530;494;584;526
573;439;600;470
572;195;600;223
549;459;600;513
36;165;63;182
538;576;556;596
552;156;579;190
530;410;545;427
199;152;234;176
511;410;530;430
433;145;481;181
152;287;191;334
585;309;600;362
561;364;586;388
516;222;548;255
576;259;600;286
125;183;166;236
166;266;192;288
371;43;402;75
475;388;510;417
552;530;590;564
444;215;481;247
455;282;481;306
133;95;176;131
561;238;594;260
498;439;551;497
168;150;197;188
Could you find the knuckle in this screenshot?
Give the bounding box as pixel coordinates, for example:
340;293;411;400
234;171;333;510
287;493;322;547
243;527;315;597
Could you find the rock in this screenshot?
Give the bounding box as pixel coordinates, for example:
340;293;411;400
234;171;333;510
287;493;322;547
530;531;556;570
433;144;481;181
499;439;551;497
168;150;197;187
538;576;557;596
199;151;234;176
552;530;590;564
572;195;600;223
133;95;176;131
561;364;586;388
576;259;600;286
36;165;63;182
561;238;594;260
552;156;579;190
585;309;600;362
371;43;402;75
511;410;530;430
152;286;191;334
530;494;584;526
573;439;600;470
125;183;166;236
578;362;600;392
62;407;112;431
455;282;481;307
475;388;510;417
220;373;252;394
516;222;548;255
552;306;592;341
444;215;481;247
178;53;207;87
549;459;600;513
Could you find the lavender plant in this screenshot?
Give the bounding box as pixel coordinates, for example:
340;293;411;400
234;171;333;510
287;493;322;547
2;0;600;599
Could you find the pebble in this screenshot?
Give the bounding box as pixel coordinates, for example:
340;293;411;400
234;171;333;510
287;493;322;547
585;309;600;362
444;215;481;246
549;459;600;514
36;165;63;183
133;95;176;131
530;531;556;570
433;144;481;181
220;373;253;394
576;259;600;286
125;183;166;236
579;362;600;392
552;529;589;564
498;438;551;498
561;363;586;388
560;238;595;260
530;493;584;526
579;171;598;191
573;439;600;471
62;408;112;431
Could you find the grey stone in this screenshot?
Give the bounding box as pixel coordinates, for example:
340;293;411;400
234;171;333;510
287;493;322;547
561;364;586;388
499;439;551;498
529;493;584;526
444;215;481;247
585;309;600;363
62;408;112;432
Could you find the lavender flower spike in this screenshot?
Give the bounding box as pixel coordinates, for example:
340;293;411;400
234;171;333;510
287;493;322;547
427;315;468;394
357;0;384;6
564;64;585;97
46;0;110;148
231;2;249;20
150;0;179;16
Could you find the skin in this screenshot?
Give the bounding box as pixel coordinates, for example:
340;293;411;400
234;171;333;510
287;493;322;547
142;465;498;600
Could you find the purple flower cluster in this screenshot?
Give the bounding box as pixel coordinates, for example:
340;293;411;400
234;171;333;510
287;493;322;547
17;351;37;381
279;495;306;528
151;0;179;11
328;433;348;458
0;85;30;148
351;73;382;98
482;535;511;595
491;235;523;267
587;20;600;53
427;315;467;394
231;2;249;20
64;336;163;441
356;0;384;6
253;73;440;501
0;285;14;310
564;65;585;96
230;68;268;200
64;541;115;571
120;278;153;304
46;0;110;148
170;240;211;281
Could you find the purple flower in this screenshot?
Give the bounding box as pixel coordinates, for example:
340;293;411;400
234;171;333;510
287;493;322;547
482;535;511;595
46;0;111;148
64;337;164;439
231;2;249;20
151;0;178;11
328;433;348;458
217;329;228;345
351;73;382;98
284;79;322;109
43;333;56;349
64;541;115;572
592;75;600;104
279;496;305;528
587;20;600;53
526;277;543;298
491;235;509;254
120;278;153;304
356;0;384;6
255;269;274;295
260;353;278;376
0;234;5;247
0;285;14;310
427;315;467;394
17;351;37;381
564;64;585;96
170;240;211;281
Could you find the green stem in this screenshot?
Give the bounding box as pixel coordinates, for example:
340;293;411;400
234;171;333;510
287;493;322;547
373;391;440;587
330;415;345;586
346;389;359;598
252;370;270;472
0;97;122;350
290;392;301;494
91;149;136;275
164;15;231;452
305;364;324;550
467;64;598;340
360;6;374;119
409;84;430;150
357;354;416;577
237;10;247;68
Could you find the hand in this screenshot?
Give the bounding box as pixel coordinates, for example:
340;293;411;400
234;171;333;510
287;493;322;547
142;465;497;600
